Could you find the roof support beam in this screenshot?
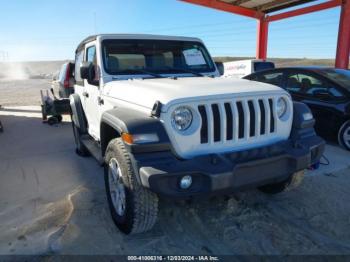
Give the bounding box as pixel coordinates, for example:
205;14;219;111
255;0;298;12
267;0;342;22
180;0;264;19
230;0;251;5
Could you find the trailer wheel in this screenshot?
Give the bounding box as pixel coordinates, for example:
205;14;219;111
258;170;305;194
104;138;158;234
47;116;59;126
56;115;63;123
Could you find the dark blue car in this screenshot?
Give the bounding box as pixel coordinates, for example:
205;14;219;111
244;67;350;151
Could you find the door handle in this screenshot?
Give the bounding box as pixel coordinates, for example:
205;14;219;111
98;96;104;105
82;92;89;98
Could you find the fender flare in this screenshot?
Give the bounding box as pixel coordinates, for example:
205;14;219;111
69;93;87;134
100;107;171;155
100;108;172;185
292;102;315;129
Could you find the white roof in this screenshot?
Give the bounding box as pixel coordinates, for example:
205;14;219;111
76;34;203;52
97;34;202;42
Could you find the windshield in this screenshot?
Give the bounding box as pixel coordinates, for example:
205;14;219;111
319;69;350;91
102;39;216;76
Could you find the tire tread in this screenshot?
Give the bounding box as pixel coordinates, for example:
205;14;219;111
105;138;158;234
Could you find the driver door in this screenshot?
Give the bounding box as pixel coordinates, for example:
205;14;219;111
83;43;102;140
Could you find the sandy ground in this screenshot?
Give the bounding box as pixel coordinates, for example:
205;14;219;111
0;79;51;106
0;106;350;255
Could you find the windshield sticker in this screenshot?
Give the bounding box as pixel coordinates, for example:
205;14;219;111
183;49;206;66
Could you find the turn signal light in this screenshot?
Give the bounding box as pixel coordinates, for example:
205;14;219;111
121;133;134;144
121;133;159;144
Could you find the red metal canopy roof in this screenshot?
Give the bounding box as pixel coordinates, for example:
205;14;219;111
180;0;350;69
220;0;317;14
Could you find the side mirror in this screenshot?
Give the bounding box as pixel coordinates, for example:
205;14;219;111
80;62;95;84
215;62;224;76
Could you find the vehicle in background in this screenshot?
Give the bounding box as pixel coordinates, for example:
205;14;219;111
53;62;75;98
244;67;350;150
222;59;275;79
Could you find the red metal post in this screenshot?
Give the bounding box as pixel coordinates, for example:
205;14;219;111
256;17;269;60
335;0;350;69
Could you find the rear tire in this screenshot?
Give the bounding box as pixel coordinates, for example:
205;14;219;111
72;121;89;157
104;138;158;234
258;170;305;194
338;120;350;151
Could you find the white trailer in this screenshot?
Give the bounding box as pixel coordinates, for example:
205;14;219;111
222;59;275;79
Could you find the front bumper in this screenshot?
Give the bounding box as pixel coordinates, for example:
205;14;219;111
135;135;325;198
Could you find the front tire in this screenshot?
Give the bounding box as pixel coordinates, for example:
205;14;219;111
258;170;305;194
104;138;158;234
338;120;350;151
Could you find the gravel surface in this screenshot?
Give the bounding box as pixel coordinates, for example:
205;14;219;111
0;79;51;106
0;107;350;255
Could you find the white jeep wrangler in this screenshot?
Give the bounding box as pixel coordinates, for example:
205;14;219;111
70;34;325;234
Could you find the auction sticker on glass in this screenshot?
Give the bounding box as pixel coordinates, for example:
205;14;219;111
183;48;206;66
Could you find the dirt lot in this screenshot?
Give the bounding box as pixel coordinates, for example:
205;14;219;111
0;79;50;106
0;106;350;255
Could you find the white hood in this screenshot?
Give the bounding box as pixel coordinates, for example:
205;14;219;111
103;77;286;112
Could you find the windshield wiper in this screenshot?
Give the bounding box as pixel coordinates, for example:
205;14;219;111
117;69;164;79
164;67;205;77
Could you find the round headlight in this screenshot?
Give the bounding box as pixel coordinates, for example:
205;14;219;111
277;97;288;118
171;106;193;131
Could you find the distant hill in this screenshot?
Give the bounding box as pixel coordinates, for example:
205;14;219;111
214;57;337;68
0;60;72;80
0;57;342;80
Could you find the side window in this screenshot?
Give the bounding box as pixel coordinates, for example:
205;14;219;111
86;45;100;84
75;50;84;83
58;64;66;82
256;72;283;87
87;46;96;64
286;73;344;99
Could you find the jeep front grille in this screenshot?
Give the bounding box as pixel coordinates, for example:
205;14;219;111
198;98;277;144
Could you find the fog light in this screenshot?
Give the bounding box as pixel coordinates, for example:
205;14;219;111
180;175;192;189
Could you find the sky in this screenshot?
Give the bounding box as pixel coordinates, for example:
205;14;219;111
0;0;341;62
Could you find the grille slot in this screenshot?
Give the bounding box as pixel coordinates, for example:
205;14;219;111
259;99;266;135
248;100;255;137
198;97;276;144
198;105;208;144
236;101;245;139
224;103;233;140
269;98;275;133
211;104;221;142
